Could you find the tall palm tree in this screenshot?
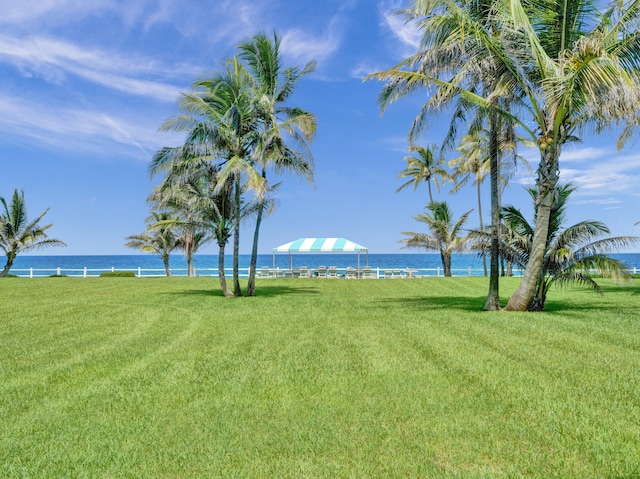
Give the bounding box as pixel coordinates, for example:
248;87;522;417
158;56;262;297
500;185;639;311
238;31;317;296
371;0;640;310
449;132;490;275
369;0;521;310
124;211;180;276
396;143;450;203
400;201;473;276
0;189;66;277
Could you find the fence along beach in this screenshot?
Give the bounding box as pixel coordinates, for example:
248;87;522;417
9;253;640;278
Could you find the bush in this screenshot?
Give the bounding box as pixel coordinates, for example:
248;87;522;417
99;271;136;278
48;274;68;278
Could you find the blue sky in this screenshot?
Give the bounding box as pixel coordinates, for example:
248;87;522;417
1;0;639;256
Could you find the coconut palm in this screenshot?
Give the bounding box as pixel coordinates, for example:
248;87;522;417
148;158;216;277
396;143;450;203
400;201;473;276
500;184;639;311
157;56;262;297
370;0;640;310
124;211;180;276
368;0;522;309
150;156;236;296
238;31;316;296
449;132;490;275
0;189;66;277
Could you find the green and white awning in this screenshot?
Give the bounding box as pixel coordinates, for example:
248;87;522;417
273;237;368;253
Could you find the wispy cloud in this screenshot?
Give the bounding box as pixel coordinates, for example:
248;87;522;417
281;17;343;65
378;0;420;59
0;92;176;159
0;0;117;26
0;35;187;101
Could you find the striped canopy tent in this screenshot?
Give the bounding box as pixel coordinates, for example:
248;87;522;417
272;237;369;270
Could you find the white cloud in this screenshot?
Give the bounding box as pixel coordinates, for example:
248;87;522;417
560;146;611;163
0;35;186;101
281;17;343;64
380;7;420;49
0;92;177;159
0;0;117;25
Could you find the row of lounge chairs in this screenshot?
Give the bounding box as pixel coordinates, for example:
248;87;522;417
256;266;376;279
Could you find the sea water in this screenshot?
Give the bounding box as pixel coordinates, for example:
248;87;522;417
8;253;640;277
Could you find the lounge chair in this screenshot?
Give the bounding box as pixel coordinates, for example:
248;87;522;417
299;266;309;278
392;269;404;278
361;266;374;279
328;266;339;278
345;267;356;279
384;269;393;279
316;266;327;278
257;266;272;278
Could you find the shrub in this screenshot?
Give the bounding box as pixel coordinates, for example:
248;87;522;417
99;271;136;278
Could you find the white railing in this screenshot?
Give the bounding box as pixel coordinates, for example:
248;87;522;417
10;265;640;279
7;265;531;278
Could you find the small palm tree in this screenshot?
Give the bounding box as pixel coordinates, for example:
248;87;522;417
124;212;181;276
396;144;450;204
0;189;66;277
400;201;473;276
500;185;639;311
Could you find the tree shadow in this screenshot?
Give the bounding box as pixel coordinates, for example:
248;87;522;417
373;295;489;313
161;285;321;298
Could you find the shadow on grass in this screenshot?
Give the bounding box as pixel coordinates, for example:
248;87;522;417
373;295;489;313
162;285;321;298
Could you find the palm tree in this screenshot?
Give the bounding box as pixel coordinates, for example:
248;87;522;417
0;189;66;277
150;156;236;296
371;0;640;310
368;0;521;309
124;211;181;276
396;144;450;203
500;185;639;311
238;31;317;296
148;159;215;277
449;132;490;275
158;56;262;297
400;201;473;276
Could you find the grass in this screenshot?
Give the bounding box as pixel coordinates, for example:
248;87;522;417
1;276;640;478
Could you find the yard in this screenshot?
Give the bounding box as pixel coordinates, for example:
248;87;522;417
1;276;639;478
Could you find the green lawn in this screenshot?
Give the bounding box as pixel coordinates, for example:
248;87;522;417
1;276;640;478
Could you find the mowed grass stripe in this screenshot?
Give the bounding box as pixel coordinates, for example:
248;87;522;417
1;277;639;477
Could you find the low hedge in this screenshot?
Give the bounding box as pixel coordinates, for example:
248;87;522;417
99;271;136;278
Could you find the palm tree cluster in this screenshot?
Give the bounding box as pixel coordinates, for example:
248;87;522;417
477;185;639;311
0;189;66;277
370;0;640;310
126;31;316;297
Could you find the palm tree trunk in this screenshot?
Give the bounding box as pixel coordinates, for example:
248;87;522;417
484;108;500;310
218;241;233;297
476;181;487;277
505;148;558;311
233;175;243;297
442;252;452;277
246;200;264;297
246;169;267;297
0;259;13;277
162;255;171;276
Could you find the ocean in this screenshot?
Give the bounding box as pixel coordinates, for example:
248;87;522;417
8;253;640;278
